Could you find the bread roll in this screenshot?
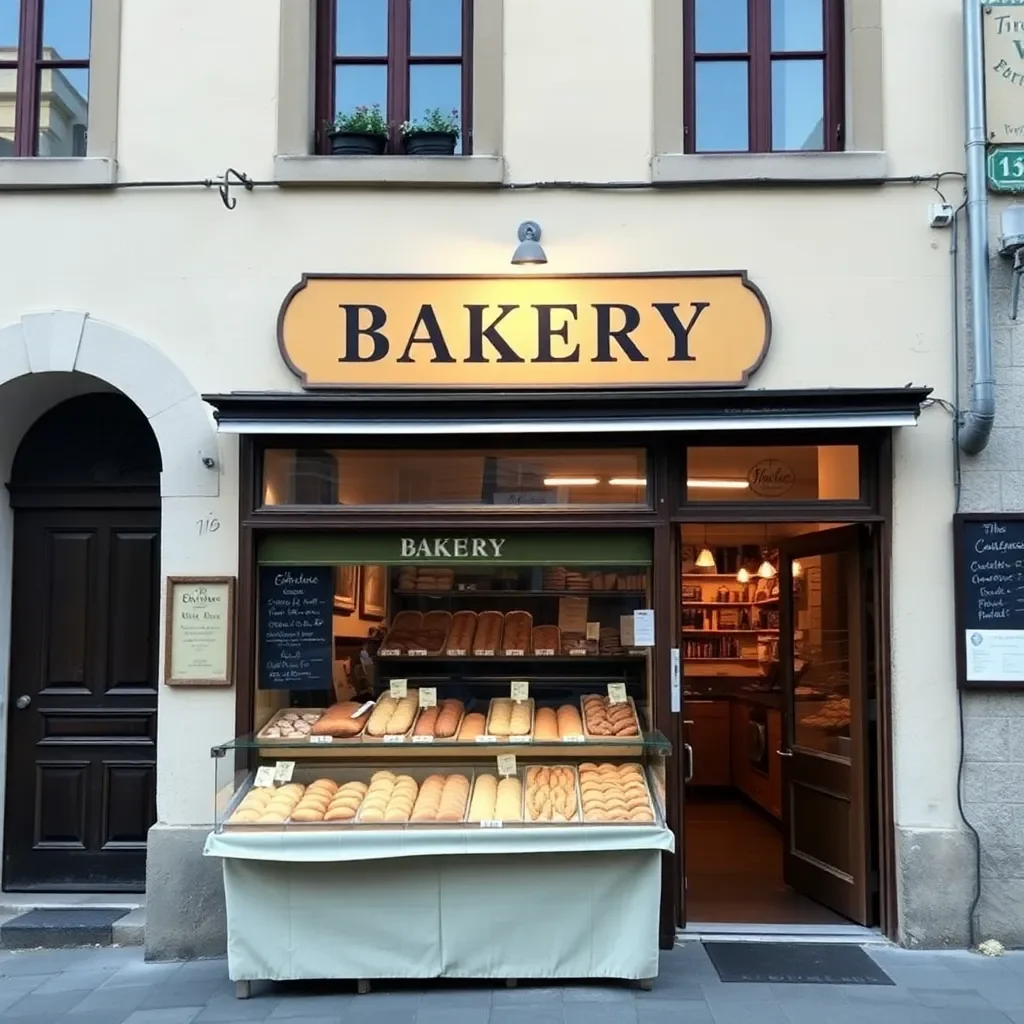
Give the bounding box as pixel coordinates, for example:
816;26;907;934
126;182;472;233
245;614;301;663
581;694;639;738
473;611;503;654
556;704;584;740
502;611;532;654
525;764;579;822
413;706;440;737
495;777;523;822
458;712;486;741
532;625;560;653
578;762;653;823
446;611;477;653
311;701;366;738
468;774;498;821
533;707;559;741
365;692;420;737
434;699;464;738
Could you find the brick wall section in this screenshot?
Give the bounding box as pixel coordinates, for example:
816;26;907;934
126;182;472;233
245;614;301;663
959;201;1024;944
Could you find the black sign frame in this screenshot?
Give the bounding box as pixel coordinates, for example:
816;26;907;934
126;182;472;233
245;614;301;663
954;512;1024;690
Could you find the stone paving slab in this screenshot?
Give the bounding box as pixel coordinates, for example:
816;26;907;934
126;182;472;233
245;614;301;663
0;943;1021;1023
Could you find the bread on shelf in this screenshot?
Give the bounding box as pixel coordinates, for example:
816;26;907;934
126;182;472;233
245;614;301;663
310;701;367;738
457;712;487;741
525;765;579;822
578;762;654;823
364;691;420;737
581;694;640;738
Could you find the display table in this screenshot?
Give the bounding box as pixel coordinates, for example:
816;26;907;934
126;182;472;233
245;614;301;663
205;825;674;994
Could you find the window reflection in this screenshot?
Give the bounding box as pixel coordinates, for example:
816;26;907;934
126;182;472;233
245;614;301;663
263;449;649;508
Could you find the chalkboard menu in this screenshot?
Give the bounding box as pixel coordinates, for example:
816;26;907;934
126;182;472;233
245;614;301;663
955;514;1024;689
258;565;333;690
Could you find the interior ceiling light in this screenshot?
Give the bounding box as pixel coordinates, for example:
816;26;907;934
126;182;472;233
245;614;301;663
792;559;803;578
736;566;751;584
757;550;777;579
543;476;599;486
608;477;647;486
687;478;750;489
511;220;547;265
695;526;717;572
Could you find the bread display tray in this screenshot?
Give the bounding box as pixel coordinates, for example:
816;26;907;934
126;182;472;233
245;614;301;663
484;697;535;740
256;708;326;741
579;695;643;742
578;764;658;827
522;764;582;824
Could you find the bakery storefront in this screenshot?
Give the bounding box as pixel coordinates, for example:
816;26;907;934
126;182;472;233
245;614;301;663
201;271;927;992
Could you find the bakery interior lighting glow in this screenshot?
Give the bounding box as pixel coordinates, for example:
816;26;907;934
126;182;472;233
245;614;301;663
687;478;750;490
608;477;647;486
792;559;804;578
757;554;777;579
736;566;751;584
543;477;599;486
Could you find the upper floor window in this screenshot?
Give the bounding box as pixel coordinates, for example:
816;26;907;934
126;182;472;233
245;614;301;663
315;0;472;155
683;0;844;154
0;0;91;157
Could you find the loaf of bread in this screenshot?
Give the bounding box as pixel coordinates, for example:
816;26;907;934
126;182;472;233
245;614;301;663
532;625;560;654
358;770;418;823
468;773;498;821
457;712;486;741
578;762;653;823
415;610;451;654
495;777;523;821
364;691;420;737
533;706;559;741
525;765;579;822
487;698;532;737
473;611;503;654
446;611;477;653
323;779;368;822
556;704;584;740
502;611;532;654
310;701;366;738
289;777;340;822
581;694;639;737
233;782;305;825
410;773;471;822
380;610;423;653
411;698;464;738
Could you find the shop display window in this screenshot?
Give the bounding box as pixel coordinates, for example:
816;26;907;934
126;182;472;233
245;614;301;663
686;445;860;502
213;530;669;832
261;447;649;508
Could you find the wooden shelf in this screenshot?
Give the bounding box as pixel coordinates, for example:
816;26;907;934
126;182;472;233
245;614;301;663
682;629;779;634
396;590;648;598
252;737;657;760
682;599;779;607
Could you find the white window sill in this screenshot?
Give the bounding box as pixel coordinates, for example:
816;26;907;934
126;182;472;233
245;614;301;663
0;157;117;189
652;151;889;184
274;154;505;187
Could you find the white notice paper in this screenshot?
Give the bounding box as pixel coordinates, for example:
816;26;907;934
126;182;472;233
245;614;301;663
558;597;589;634
253;766;275;788
497;753;517;777
965;629;1024;682
633;609;655;647
273;761;295;783
389;679;408;699
419;687;437;708
510;680;530;703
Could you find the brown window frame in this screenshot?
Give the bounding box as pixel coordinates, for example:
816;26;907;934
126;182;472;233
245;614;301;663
683;0;845;155
1;0;91;157
314;0;474;156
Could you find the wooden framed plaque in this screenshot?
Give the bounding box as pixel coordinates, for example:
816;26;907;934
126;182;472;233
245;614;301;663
165;576;236;686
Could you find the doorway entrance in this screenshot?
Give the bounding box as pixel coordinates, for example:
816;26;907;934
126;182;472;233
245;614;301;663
4;394;160;891
680;522;880;928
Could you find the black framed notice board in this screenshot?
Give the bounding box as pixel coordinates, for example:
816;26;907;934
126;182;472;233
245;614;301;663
954;513;1024;689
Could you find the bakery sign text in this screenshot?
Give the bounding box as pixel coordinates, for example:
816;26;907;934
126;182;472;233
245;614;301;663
401;537;506;559
277;272;771;389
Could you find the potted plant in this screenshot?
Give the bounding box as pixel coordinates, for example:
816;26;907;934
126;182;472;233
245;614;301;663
325;104;388;155
400;107;461;156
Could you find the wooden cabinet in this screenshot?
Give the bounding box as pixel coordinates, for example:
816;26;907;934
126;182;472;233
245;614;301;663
767;708;783;819
684;701;731;787
729;700;750;792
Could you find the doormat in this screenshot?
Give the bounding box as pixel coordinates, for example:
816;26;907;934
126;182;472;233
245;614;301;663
1;908;129;950
702;943;895;985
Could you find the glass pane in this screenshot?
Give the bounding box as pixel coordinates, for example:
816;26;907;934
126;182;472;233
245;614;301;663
772;59;824;151
409;63;463;152
694;61;748;152
336;0;387;56
411;0;462;55
694;0;747;52
42;0;91;59
334;64;387;119
37;67;88;157
771;0;823;52
262;448;649;508
0;67;15;156
0;0;18;50
686;446;860;501
793;552;852;757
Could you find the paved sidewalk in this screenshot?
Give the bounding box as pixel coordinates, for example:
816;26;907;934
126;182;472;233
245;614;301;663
0;941;1023;1023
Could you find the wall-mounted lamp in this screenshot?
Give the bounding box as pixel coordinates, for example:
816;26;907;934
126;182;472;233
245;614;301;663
511;221;547;265
1000;205;1024;319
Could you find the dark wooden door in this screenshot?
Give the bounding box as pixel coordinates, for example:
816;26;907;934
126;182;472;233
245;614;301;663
4;509;159;890
778;525;871;925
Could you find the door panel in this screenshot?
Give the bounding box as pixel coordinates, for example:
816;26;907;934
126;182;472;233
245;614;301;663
5;510;159;890
779;525;871;925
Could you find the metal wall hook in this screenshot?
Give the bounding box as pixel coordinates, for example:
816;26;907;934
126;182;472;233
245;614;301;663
215;168;254;210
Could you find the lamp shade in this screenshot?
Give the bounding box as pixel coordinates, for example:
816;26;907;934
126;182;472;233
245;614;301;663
695;547;717;572
511;221;547;265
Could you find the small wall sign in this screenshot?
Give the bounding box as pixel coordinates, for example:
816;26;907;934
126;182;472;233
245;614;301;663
164;577;235;686
747;459;795;497
984;3;1024;145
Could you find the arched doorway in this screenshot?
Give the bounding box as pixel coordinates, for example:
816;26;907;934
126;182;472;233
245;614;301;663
4;393;160;891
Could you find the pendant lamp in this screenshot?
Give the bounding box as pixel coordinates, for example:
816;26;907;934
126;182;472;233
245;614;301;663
792;559;804;579
695;527;717;573
757;526;776;579
736;566;751;584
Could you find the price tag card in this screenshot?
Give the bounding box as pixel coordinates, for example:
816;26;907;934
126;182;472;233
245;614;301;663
535;648;555;657
562;735;586;743
309;735;334;745
419;687;437;708
477;649;495;657
475;734;498;743
383;734;405;744
633;609;655;647
569;648;587;657
510;734;532;744
497;753;517;777
586;621;601;641
253;766;276;788
273;761;295;783
510;680;530;703
412;735;435;744
479;819;503;829
447;649;468;657
407;648;428;657
506;649;525;657
352;700;375;719
389;679;408;699
607;683;628;705
378;648;401;657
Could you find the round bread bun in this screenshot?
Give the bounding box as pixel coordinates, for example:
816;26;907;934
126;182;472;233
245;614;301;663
230;809;261;823
360;808;385;822
258;811;288;823
290;807;325;822
325;805;356;821
370;770;396;783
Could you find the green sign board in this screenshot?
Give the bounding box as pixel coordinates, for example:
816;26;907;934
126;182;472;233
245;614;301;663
258;531;652;566
988;147;1024;192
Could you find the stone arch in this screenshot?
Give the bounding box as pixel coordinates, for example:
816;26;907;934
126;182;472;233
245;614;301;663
0;311;219;498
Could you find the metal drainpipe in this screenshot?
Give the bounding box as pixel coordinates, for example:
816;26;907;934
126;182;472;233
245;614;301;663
959;0;996;455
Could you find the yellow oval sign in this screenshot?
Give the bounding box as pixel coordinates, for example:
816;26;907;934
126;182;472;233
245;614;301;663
277;272;771;389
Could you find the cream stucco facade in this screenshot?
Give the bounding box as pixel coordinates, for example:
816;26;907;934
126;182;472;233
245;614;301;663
0;0;1012;956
